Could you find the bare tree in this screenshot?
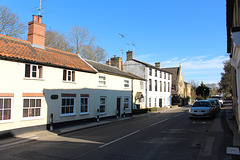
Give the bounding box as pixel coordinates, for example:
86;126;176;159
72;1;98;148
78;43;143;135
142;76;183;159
0;5;26;38
45;29;74;53
69;26;107;61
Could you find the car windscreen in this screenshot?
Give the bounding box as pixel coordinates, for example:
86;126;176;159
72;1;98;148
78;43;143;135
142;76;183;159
193;102;211;107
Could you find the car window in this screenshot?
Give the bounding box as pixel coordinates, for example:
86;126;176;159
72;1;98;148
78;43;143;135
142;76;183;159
193;102;210;107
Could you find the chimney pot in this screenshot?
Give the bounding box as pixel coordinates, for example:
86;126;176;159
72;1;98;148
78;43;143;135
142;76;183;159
106;59;111;65
32;15;37;22
38;15;42;23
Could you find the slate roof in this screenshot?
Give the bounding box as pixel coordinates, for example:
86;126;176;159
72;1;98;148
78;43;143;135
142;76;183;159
0;34;97;73
131;59;172;74
161;67;179;91
86;59;145;80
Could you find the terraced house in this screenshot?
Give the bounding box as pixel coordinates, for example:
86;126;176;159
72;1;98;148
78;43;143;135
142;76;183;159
0;15;143;136
124;51;172;108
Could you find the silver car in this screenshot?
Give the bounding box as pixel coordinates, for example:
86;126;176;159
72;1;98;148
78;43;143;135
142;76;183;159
189;100;215;119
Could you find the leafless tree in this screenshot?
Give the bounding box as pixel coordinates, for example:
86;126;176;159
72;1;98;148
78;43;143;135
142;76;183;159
69;26;107;61
45;29;74;53
0;5;26;38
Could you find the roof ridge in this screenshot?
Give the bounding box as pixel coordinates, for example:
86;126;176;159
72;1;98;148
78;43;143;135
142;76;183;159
0;34;31;44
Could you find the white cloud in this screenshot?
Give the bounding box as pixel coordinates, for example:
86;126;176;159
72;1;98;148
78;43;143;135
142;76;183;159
160;55;229;84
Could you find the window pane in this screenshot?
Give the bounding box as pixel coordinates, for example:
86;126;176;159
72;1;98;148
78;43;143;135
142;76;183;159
61;107;66;114
100;105;105;112
25;64;30;77
66;107;70;113
36;99;41;107
4;99;11;109
29;108;34;117
38;66;43;78
0;111;2;120
30;99;35;107
68;71;71;81
23;99;29;107
100;98;105;104
35;108;40;116
72;71;75;82
71;99;74;105
0;99;3;109
63;70;66;81
32;66;37;77
70;107;74;113
23;109;28;117
124;98;129;102
62;99;66;106
3;110;10;120
67;99;70;105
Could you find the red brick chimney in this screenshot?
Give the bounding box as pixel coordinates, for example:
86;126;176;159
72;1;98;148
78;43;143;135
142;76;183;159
28;15;46;48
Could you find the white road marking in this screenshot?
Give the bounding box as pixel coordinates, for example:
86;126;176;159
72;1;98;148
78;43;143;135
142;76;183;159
150;119;169;127
99;130;140;149
173;113;184;118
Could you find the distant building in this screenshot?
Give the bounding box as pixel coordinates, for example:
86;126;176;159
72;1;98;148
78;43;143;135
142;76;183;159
124;51;172;108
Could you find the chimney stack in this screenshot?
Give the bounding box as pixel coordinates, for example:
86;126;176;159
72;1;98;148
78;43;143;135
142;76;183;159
28;15;46;48
110;56;123;70
155;62;161;68
126;51;134;61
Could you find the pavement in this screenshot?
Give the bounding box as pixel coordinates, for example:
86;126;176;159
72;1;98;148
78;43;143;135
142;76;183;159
0;104;240;160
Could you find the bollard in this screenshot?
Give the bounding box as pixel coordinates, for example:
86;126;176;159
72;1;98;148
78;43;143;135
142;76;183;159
116;110;119;119
50;113;53;131
123;108;125;118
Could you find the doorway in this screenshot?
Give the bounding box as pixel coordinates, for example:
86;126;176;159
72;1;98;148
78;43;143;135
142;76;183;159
117;98;121;117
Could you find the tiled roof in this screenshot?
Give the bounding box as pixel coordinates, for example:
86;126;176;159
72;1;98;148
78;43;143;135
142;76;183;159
85;59;140;79
0;34;97;73
131;59;172;74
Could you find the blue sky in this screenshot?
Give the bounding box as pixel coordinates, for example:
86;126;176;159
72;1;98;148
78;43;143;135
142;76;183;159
1;0;229;84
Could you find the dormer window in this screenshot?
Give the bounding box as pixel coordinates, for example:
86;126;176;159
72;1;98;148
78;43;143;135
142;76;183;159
25;64;43;79
63;69;75;82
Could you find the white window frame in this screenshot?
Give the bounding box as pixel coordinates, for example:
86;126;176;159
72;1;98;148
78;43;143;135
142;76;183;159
0;97;12;122
25;64;43;79
98;75;107;86
61;97;76;116
80;97;89;114
22;97;43;119
99;96;106;114
124;96;130;110
124;79;130;88
63;69;75;82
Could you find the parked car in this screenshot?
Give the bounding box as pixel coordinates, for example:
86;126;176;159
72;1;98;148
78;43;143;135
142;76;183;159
210;95;224;107
208;98;221;112
189;100;215;119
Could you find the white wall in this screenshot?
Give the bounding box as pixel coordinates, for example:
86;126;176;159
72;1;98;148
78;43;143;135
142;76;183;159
0;60;132;132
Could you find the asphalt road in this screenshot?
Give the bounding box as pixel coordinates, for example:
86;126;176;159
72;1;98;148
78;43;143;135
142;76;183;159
0;107;224;160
